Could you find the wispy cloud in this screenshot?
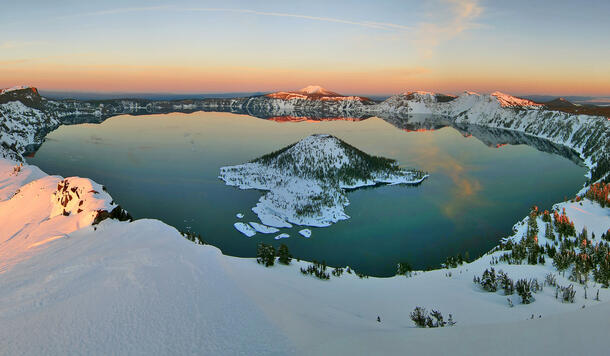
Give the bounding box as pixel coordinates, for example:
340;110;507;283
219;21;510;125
183;8;411;31
412;0;484;57
67;2;482;50
53;5;173;20
55;5;412;32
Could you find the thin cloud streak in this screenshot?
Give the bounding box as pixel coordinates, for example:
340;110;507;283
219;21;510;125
184;8;411;31
55;5;413;32
53;6;174;20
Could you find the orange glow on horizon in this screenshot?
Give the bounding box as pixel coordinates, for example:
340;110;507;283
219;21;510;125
1;61;609;96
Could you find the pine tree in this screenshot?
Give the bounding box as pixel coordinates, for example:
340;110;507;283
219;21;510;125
430;310;446;327
397;262;413;277
277;244;292;265
410;307;427;328
516;279;533;304
256;243;276;267
447;314;456;326
480;268;498;292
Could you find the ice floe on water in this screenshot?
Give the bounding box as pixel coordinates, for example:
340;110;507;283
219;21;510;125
233;222;256;237
249;222;280;234
298;229;312;238
274;233;290;240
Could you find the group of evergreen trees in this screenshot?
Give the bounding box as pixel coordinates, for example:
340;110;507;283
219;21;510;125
473;267;542;304
396;262;413;277
498;206;610;288
444;253;468;268
583;182;610;208
300;260;330;280
409;307;456;328
487;204;610;308
180;231;205;245
256;243;292;267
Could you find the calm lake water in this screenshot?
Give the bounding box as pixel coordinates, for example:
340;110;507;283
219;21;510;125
28;112;586;276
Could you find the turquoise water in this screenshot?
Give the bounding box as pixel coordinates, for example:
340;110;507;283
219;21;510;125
28;112;587;276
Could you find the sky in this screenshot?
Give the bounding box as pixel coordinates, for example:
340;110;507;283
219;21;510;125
1;0;609;96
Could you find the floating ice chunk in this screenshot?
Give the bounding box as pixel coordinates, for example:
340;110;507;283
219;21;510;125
236;213;244;218
233;222;256;237
298;229;312;238
249;222;279;234
253;206;293;228
274;233;290;240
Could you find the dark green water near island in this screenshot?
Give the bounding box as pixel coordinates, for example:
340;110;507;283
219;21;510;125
27;112;587;276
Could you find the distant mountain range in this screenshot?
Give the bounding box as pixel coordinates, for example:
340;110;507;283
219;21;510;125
1;85;609;182
37;87;610;106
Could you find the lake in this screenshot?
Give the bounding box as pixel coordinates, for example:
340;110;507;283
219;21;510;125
27;112;587;276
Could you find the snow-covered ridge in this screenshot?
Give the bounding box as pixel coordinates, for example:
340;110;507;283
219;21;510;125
375;90;609;181
0;85;37;95
219;134;428;227
490;91;541;108
265;85;371;102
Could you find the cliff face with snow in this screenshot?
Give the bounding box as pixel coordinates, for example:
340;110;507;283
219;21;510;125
0;88;60;160
375;91;610;181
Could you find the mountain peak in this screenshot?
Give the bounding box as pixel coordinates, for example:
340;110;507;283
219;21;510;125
404;90;435;96
490;91;541;107
265;86;371;102
298;85;339;96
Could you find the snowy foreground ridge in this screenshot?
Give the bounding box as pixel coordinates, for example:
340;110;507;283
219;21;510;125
1;159;609;355
220;134;428;229
1;87;610;355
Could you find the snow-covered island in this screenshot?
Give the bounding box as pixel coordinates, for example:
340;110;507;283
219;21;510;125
219;134;428;229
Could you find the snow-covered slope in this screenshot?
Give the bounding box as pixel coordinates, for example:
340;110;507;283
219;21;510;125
0;160;118;274
220;134;427;228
